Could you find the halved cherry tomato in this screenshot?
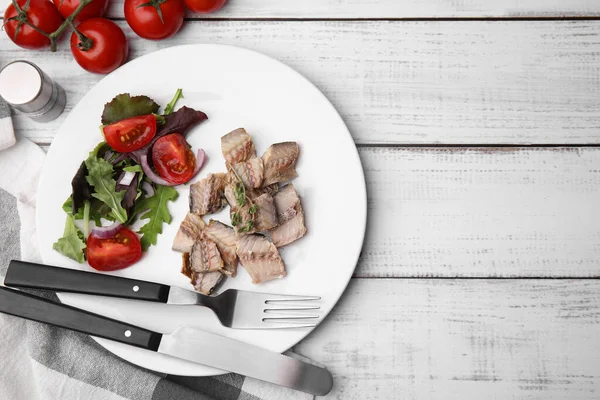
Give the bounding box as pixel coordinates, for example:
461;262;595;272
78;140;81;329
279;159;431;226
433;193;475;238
152;133;196;185
87;227;142;271
103;114;157;152
53;0;108;23
184;0;226;13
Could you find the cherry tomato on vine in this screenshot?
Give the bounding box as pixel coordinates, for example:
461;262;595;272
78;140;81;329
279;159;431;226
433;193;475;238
124;0;184;40
70;18;128;74
53;0;108;23
152;133;197;184
103;114;157;152
184;0;226;13
3;0;64;50
87;228;142;271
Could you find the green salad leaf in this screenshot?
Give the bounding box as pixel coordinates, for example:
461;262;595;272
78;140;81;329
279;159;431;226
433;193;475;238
85;151;128;224
65;196;116;226
101;93;160;125
135;185;178;251
52;215;86;263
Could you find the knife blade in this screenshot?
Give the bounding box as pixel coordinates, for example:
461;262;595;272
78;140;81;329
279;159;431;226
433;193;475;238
0;286;333;396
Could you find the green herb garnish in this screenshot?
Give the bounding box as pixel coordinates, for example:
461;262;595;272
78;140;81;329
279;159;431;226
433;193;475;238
135;184;179;251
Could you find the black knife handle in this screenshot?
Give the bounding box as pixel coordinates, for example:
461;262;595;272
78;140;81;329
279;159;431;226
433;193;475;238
0;286;162;351
5;260;170;303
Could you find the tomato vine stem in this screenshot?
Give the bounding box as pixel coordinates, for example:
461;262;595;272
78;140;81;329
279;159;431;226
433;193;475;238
9;0;94;52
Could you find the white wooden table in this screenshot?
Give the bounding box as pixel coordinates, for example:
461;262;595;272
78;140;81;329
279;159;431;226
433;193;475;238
2;1;600;398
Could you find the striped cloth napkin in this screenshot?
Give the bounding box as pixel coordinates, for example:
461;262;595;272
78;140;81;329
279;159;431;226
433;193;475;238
0;104;314;400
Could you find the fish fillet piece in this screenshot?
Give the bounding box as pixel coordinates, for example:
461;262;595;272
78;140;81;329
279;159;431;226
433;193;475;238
172;213;206;252
262;142;299;186
189;237;224;273
273;184;301;223
271;204;307;247
203;220;239;277
253;193;278;232
181;253;224;295
248;184;279;200
231;157;264;189
221;128;256;166
236;234;286;284
189;173;227;215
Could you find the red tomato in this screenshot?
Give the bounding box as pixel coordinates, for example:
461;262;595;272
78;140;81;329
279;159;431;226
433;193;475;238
70;18;128;74
103;115;157;152
184;0;226;13
3;0;64;50
87;228;142;271
152;133;196;184
53;0;108;23
124;0;184;40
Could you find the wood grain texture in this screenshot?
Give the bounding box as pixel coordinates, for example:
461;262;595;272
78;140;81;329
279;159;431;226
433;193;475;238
1;0;599;18
356;147;600;277
297;279;600;399
102;0;600;19
3;20;600;145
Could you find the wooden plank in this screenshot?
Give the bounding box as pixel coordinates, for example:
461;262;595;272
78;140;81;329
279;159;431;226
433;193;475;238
1;0;599;18
356;147;600;277
296;279;600;399
4;20;600;145
103;0;600;19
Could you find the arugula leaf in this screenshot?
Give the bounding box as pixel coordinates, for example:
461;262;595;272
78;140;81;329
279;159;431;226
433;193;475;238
136;185;178;251
52;215;86;263
123;165;143;173
163;88;183;115
85;153;128;224
101;93;160;125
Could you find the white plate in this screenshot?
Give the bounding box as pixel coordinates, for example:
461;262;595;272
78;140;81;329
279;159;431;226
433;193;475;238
37;44;367;376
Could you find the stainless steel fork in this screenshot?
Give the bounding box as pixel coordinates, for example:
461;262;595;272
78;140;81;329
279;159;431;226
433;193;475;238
5;260;322;329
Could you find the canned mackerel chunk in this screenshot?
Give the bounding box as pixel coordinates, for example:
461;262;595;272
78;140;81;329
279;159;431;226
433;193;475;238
0;60;66;122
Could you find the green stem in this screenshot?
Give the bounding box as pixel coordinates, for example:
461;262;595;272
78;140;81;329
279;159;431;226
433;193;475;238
163;88;183;115
67;18;93;51
82;200;91;238
48;0;93;51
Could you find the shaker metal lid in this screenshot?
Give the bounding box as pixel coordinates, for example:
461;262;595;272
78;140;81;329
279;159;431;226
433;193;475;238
0;61;43;106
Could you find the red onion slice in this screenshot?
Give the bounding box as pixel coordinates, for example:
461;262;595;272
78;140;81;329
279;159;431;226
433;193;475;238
192;149;207;177
140;149;207;186
142;181;155;197
119;171;136;187
140;154;176;186
91;221;123;239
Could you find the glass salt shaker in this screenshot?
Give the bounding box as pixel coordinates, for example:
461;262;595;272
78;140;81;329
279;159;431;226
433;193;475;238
0;60;66;122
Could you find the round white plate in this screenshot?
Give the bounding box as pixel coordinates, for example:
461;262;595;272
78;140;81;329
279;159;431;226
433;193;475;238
37;44;366;376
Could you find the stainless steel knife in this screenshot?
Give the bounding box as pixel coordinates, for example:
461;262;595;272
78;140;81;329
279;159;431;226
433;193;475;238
0;286;333;396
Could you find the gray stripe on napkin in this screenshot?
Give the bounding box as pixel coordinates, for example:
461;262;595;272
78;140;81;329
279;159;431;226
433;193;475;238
0;188;20;272
26;321;161;399
0;100;10;119
162;374;252;400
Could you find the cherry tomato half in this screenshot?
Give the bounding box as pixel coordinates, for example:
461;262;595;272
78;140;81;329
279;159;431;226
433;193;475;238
70;18;128;74
87;227;142;271
124;0;184;40
103;114;157;152
53;0;108;23
184;0;226;13
152;133;196;185
4;0;64;50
